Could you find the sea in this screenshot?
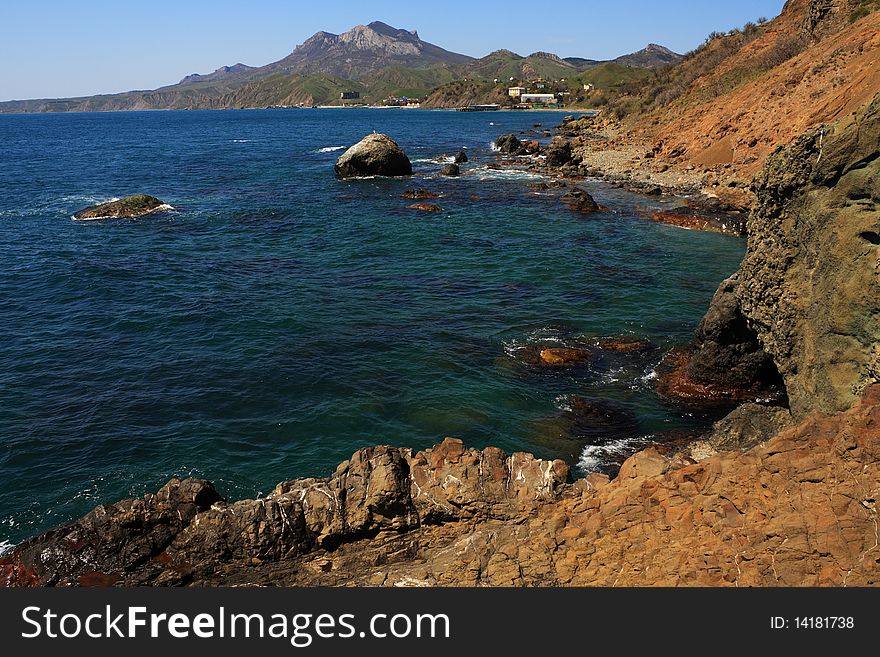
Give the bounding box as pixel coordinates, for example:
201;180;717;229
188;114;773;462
0;108;745;549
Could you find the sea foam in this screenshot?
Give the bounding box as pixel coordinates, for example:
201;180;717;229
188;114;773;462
577;435;652;473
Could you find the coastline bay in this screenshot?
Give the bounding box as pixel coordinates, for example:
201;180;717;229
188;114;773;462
0;108;744;548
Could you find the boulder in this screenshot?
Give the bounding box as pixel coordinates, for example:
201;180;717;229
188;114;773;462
695;403;794;457
440;163;460;176
562;189;600;213
545;137;573;167
494;134;522;155
73;194;170;220
334;133;412;178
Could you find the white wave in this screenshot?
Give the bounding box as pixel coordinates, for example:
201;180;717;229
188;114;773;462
577;435;653;473
600;366;627;384
316;145;345;153
232;139;255;143
0;539;13;556
489;141;501;152
474;167;544;181
502;328;568;358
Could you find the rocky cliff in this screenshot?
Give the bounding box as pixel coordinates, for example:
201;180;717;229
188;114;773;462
738;93;879;417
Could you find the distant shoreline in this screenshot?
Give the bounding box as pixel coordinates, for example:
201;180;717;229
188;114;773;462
0;105;597;116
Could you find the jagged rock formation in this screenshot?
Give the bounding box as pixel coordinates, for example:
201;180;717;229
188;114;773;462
0;440;568;586
265;22;474;79
738;93;880;417
4;387;879;587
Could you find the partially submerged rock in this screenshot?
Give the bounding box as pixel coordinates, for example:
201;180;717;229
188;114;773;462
596;336;655;353
408;203;443;213
656;274;785;404
440;163;460;177
334;133;412;178
649;206;745;236
511;344;592;368
453;150;468;164
494;134;523;155
73;194;171;220
562;189;601;213
402;188;441;200
539;347;592;365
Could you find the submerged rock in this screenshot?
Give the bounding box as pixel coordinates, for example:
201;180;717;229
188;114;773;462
539;347;592;365
73;194;171;220
408;203;444;213
440;163;460;177
334;133;412;178
596;336;655;353
402;188;441;200
511;344;592;368
531;396;641;463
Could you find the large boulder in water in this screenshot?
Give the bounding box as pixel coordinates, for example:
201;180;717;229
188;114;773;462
562;189;600;213
495;134;522;155
73;194;170;220
334;133;412;178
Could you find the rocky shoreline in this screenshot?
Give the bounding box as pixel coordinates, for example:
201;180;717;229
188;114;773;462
2;90;877;588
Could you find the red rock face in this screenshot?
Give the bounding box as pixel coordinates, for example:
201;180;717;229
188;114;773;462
0;558;40;588
650;209;744;236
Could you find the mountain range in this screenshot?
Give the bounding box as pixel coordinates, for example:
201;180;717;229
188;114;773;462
0;21;681;112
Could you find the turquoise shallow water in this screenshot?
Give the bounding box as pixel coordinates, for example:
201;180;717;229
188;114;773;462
0;108;745;547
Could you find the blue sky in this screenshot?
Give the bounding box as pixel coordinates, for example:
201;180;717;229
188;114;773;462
1;0;787;101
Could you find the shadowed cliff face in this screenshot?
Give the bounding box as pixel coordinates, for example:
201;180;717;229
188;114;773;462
739;93;880;417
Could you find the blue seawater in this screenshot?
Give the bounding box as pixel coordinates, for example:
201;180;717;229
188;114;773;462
0;108;744;547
